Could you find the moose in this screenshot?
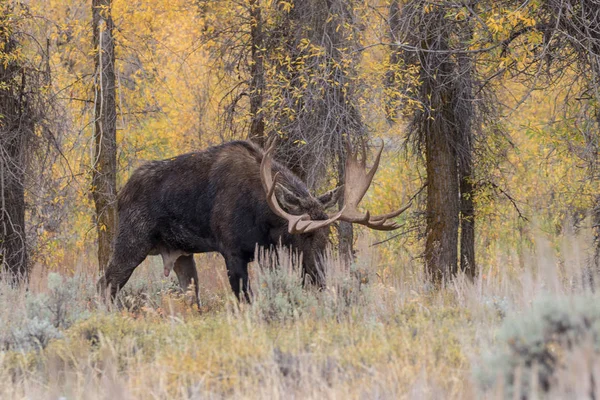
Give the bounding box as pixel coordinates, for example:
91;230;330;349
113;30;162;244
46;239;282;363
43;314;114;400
98;139;409;302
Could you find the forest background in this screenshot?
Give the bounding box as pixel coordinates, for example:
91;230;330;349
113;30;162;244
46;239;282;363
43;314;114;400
1;0;600;398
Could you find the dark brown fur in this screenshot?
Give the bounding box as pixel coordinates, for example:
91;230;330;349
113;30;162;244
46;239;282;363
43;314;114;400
98;141;336;302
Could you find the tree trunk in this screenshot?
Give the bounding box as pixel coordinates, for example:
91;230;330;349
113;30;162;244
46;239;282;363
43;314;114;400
385;0;402;122
92;0;118;273
324;0;361;259
420;16;460;283
269;0;361;257
424;124;460;282
248;0;265;147
0;79;29;279
337;152;353;262
457;22;476;278
459;154;475;277
0;26;30;280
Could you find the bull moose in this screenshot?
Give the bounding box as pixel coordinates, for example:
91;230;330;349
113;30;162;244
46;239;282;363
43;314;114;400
98;139;409;302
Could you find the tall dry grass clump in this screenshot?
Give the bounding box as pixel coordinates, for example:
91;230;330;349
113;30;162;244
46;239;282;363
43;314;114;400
1;229;600;399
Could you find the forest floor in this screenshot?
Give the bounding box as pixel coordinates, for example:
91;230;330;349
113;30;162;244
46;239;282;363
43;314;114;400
0;233;597;399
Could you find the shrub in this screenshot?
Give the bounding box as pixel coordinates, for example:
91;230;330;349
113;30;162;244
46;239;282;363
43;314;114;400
251;248;318;322
1;272;96;351
11;317;62;350
318;259;374;319
250;246;374;322
27;272;94;328
477;294;600;399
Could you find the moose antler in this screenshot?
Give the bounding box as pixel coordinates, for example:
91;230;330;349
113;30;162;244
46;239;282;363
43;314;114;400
260;138;410;234
260;140;344;234
337;141;411;231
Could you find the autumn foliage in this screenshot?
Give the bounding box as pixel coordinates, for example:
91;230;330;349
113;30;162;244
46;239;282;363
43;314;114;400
1;0;600;398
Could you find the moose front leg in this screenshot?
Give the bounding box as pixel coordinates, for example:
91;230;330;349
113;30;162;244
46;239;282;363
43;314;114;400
224;255;251;302
98;235;151;300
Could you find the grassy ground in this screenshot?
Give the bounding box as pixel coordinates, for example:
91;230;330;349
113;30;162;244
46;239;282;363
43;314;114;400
1;232;598;399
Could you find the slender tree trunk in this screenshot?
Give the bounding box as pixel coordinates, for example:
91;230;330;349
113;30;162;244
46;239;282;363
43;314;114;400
337;151;353;261
457;23;476;278
0;25;30;280
459;152;475;277
92;0;118;273
591;96;600;286
385;0;402;122
591;195;600;288
0;78;29;279
591;108;600;288
248;0;265;147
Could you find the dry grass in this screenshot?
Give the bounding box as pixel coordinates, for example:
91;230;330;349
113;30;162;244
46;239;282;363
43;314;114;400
1;229;599;399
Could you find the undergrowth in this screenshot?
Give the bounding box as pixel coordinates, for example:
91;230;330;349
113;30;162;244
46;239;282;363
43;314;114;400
1;234;598;399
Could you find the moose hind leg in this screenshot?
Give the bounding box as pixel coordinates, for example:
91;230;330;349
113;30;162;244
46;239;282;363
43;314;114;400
173;254;200;305
225;255;251;302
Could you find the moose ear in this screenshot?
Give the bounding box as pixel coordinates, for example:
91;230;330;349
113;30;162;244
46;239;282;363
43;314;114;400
317;185;344;210
274;183;304;214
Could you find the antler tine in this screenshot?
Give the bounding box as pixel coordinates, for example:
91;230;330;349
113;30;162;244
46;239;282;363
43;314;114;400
260;139;343;235
345;140;363;168
261;141;274;193
360;139;367;168
265;135;278;151
368;202;412;222
366;141;383;183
